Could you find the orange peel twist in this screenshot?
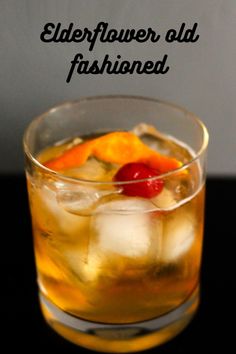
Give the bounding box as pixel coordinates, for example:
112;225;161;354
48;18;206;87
44;132;182;174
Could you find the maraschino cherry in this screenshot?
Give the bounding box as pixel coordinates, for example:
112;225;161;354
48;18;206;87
114;162;164;198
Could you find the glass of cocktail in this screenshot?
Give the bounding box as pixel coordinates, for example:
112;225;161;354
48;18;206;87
23;96;208;353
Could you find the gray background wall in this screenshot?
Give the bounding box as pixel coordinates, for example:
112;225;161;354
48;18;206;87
1;0;235;175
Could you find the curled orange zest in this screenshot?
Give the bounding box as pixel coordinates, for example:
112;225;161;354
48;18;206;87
44;132;182;174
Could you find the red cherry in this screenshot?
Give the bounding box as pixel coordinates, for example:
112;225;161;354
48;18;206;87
114;163;164;198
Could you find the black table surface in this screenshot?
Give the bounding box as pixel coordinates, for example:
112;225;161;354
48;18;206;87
2;175;235;353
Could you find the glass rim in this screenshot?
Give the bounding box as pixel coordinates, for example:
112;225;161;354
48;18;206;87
23;95;209;185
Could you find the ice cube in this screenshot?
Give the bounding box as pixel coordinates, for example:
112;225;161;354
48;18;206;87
94;214;150;257
62;157;117;181
131;123;163;139
161;211;195;262
92;198;161;258
37;184;88;234
95;197;155;214
63;198;163;282
64;246;102;282
57;186;121;216
64;244;128;283
151;188;177;210
57;188;105;215
132;123;193;163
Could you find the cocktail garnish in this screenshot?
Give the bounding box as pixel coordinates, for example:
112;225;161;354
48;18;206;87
113;163;164;198
44;131;182;174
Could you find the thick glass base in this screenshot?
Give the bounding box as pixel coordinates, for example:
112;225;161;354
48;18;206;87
40;287;199;353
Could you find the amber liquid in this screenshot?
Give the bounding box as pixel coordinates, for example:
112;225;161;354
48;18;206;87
27;130;205;351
